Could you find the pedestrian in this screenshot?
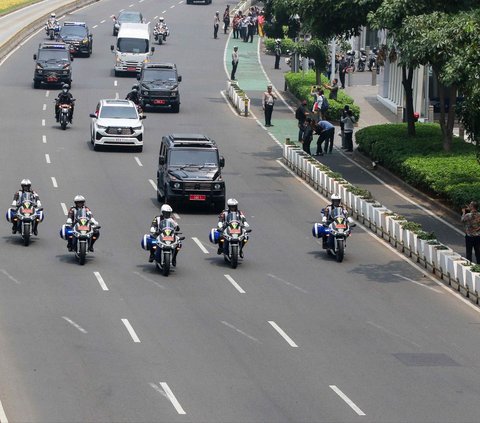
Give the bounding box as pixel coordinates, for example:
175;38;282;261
314;120;335;156
223;6;230;34
274;39;281;69
231;46;239;80
257;12;265;37
301;117;313;155
339;55;347;89
295;99;309;142
240;16;248;42
232;13;241;39
263;84;277;127
310;86;323;122
247;14;255;42
339;105;350;149
324;78;339;101
341;109;355;152
213;11;220;39
461;201;480;263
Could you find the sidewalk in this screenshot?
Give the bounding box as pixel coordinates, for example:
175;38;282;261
225;33;467;258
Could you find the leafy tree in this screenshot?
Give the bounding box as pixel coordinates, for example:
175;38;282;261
297;39;329;84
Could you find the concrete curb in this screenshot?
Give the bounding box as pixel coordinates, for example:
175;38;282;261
0;0;100;63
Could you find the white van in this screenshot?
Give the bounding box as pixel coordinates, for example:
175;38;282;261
110;23;154;76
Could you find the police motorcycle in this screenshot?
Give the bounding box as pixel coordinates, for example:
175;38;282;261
210;212;251;269
141;219;184;276
6;192;44;246
357;48;367;72
58;102;74;130
45;19;61;40
60;209;100;265
153;22;169;45
312;207;355;263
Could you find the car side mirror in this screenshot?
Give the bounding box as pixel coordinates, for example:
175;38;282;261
179;236;185;241
158;156;165;165
136;74;141;80
89;113;97;118
219;156;225;168
150;46;155;53
33;54;37;60
141;115;147;120
70;55;74;61
110;45;115;52
177;75;182;82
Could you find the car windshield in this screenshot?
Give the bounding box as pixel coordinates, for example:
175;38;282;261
38;50;69;61
143;69;177;82
60;26;87;38
118;12;142;23
99;106;138;119
169;150;218;167
117;37;149;53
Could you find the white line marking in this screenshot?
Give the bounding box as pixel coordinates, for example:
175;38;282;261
267;273;308;293
366;321;422;348
100;19;106;23
119;9;125;12
330;385;366;416
114;80;118;87
0;399;9;423
134;156;143;166
220;90;243;117
1;26;43;65
41;119;45;126
62;316;87;334
42;103;46;111
154;15;158;19
93;271;109;291
192;237;209;254
170;4;175;8
0;269;20;284
268;321;298;347
159;382;186;415
129;3;134;7
148;179;157;191
139;0;144;2
42;135;47;144
45;154;51;164
224;274;245;293
122;318;140;342
221;321;260;342
61;202;68;216
147;21;151;25
178;0;183;3
150;382;168;398
133;271;166;289
393;273;442;293
45;91;50;97
173;213;180;220
92;24;98;28
115;92;119;99
51;177;58;188
162;10;166;13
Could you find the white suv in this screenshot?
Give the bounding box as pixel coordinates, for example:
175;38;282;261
90;99;145;152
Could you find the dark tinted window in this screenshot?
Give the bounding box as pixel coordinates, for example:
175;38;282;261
100;105;138;119
60;25;87;38
117;37;148;53
143;69;177;82
169;150;218;167
38;50;70;61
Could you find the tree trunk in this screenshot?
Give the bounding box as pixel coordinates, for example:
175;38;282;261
402;65;415;137
445;85;457;152
315;67;322;85
437;75;447;147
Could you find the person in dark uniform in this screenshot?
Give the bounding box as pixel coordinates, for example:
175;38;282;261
274;39;281;69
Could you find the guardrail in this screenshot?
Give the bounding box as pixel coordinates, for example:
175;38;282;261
283;143;480;305
226;81;250;116
0;0;100;63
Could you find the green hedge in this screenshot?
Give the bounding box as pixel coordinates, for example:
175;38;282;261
355;123;480;209
284;71;360;122
264;37;296;55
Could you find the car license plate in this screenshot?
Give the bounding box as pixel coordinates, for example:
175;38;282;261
153;99;166;105
47;76;58;82
107;138;130;143
127;67;136;71
189;194;206;201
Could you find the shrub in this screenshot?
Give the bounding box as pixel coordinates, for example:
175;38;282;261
264;37;296;55
284;71;360;121
355;123;480;210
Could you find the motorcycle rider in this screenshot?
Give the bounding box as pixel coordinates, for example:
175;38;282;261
125;85;141;105
321;194;348;248
46;13;59;31
155;16;168;34
55;84;75;123
65;195;100;252
148;204;181;264
217;198;249;256
10;179;42;234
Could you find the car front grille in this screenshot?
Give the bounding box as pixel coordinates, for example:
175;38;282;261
106;127;133;135
183;182;213;191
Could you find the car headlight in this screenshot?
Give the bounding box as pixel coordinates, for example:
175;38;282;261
143;58;149;63
96;124;107;130
132;126;142;130
173;182;181;189
142;90;148;95
82;38;89;44
214;184;221;190
36;64;43;70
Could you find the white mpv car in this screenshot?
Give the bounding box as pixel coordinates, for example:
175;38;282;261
90;99;145;151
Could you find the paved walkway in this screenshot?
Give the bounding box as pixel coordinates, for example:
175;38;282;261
224;33;467;258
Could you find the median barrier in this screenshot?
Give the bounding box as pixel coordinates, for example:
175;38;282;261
0;0;100;63
226;81;250;116
283;142;479;305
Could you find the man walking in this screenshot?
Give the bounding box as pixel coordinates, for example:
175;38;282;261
263;85;277;127
274;39;281;69
301;117;313;155
339;55;347;89
213;11;220;39
462;201;480;263
341;108;355;152
314;120;335;156
231;46;239;80
295;99;309;142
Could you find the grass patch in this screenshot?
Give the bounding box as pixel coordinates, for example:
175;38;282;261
0;0;41;15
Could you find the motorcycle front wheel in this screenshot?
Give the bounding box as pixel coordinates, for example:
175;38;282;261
78;242;86;265
230;245;238;269
336;239;345;263
22;223;31;246
161;252;170;276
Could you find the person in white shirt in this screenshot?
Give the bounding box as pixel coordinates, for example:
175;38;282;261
231;46;239;80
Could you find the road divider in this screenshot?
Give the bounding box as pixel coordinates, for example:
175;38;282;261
283;143;480;306
225;81;250;117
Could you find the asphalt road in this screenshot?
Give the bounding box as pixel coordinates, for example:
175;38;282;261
0;0;480;422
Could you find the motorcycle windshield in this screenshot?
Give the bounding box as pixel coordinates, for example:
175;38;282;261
225;211;241;225
159;218;176;231
19;192;35;204
331;207;346;219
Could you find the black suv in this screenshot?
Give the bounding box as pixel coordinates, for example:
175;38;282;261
157;134;226;211
33;42;73;89
137;63;181;112
58;22;93;57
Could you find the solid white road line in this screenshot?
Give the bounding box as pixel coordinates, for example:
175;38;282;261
100;19;106;23
393;273;442;293
92;24;98;28
51;177;58;188
45;91;49;97
191;237;209;254
133;271;166;289
148;179;157;191
42;135;46;143
42;103;46;111
268;321;298;347
45;154;51;164
329;385;366;416
61;202;68;216
267;273;308;294
93;271;109;291
41;119;45;126
134;156;143;167
224;274;245;293
62;316;87;334
0;269;20;284
160;382;186;415
173;212;180;220
0;399;9;423
221;321;260;343
122;319;140;343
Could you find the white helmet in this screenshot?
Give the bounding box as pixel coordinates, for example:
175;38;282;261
74;195;85;206
331;194;341;206
227;198;238;211
21;179;32;190
50;13;56;18
161;204;173;218
159;17;165;22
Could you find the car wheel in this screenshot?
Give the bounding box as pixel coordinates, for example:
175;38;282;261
136;145;143;152
171;104;180;113
33;80;40;89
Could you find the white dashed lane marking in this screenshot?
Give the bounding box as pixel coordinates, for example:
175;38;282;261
92;24;98;28
134;156;143;166
61;202;68;216
329;385;366;416
43;103;46;111
45;154;51;164
268;321;298;347
148;179;157;191
51;177;58;188
122;318;141;342
0;398;9;422
42;135;46;143
192;237;209;254
93;271;109;291
41;119;45;126
62;316;88;334
224;274;245;293
100;19;105;23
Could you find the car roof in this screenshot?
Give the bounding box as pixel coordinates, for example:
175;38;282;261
144;63;176;69
100;99;136;107
117;23;149;37
118;10;142;17
39;42;68;50
63;21;87;27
